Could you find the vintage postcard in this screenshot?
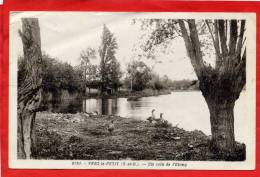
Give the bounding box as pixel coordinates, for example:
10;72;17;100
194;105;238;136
9;12;256;169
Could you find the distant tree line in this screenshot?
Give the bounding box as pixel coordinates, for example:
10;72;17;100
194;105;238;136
123;60;199;91
169;80;199;90
18;54;199;98
18;24;199;100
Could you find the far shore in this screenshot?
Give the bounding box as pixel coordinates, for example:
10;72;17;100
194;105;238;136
83;89;172;99
81;89;206;100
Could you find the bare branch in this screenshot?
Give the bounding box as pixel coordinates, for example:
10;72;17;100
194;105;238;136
178;19;205;79
187;19;204;67
229;20;238;55
205;20;221;60
178;20;193;58
236;20;246;57
218;20;229;56
214;20;222;69
234;48;246;99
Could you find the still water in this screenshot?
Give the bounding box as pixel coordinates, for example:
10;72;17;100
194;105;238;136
81;91;247;143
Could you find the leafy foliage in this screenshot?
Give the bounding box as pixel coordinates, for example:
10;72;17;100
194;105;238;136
99;25;122;92
78;48;100;89
125;60;152;91
133;19;217;66
79;48;99;83
18;54;85;94
148;72;167;90
80;47;96;64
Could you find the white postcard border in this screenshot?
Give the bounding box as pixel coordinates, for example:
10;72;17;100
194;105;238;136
9;12;256;170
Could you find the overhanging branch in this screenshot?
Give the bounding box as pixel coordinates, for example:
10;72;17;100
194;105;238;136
178;19;207;80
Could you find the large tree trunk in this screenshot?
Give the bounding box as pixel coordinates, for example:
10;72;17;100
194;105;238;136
199;55;245;153
17;18;42;159
206;98;236;153
198;68;242;153
178;19;246;155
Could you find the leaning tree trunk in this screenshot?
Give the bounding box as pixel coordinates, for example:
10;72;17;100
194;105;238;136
17;18;43;159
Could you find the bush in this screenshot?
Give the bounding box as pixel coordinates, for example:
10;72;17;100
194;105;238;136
33;129;63;159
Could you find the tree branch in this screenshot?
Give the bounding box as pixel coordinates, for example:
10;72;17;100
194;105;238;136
234;48;246;99
229;20;238;55
214;20;222;69
218;20;229;56
188;19;207;70
178;19;205;79
236;20;246;58
205;20;221;62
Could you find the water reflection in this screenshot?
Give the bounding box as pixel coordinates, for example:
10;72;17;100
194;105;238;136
82;97;155;119
83;98;119;115
99;98;118;115
45;97;82;113
48;92;247;143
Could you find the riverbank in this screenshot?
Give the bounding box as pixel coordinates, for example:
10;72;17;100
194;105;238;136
33;112;245;161
84;89;171;99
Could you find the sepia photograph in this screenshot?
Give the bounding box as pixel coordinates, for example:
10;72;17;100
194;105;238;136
9;12;256;169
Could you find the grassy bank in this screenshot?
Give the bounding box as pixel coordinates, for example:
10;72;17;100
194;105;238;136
33;112;245;161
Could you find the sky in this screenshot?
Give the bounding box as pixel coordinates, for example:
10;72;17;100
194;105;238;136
10;12;198;80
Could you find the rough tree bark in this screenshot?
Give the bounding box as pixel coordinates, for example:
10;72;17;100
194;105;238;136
178;19;246;154
17;18;43;159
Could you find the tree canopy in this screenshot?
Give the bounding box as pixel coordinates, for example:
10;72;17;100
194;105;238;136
99;25;122;92
126;60;152;91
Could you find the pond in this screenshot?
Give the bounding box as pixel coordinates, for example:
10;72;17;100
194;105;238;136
53;91;247;143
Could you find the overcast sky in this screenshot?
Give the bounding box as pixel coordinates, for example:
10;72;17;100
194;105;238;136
10;12;198;80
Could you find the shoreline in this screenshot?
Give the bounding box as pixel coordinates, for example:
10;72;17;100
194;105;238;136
42;89;201;105
83;89;172;99
82;89;205;100
34;112;245;161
